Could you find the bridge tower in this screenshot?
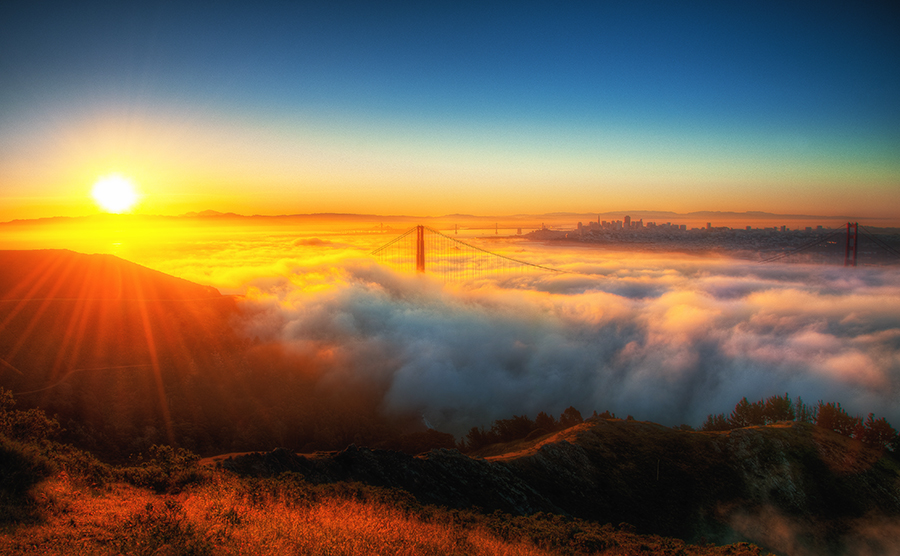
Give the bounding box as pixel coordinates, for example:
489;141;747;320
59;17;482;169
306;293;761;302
416;225;425;273
844;222;858;267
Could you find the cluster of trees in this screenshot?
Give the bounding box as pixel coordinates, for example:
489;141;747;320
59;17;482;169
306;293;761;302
461;406;589;452
700;393;898;452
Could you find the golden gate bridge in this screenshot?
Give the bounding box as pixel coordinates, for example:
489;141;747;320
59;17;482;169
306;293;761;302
760;222;900;266
371;225;562;281
372;222;899;280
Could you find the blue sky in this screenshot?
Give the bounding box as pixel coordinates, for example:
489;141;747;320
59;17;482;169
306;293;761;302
1;1;898;219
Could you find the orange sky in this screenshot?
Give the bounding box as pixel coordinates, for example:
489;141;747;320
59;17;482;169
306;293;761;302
2;4;898;223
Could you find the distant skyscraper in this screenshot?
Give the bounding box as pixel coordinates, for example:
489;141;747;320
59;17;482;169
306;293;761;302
624;215;631;229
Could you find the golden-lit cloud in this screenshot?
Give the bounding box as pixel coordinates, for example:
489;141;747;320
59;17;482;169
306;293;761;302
207;240;900;433
4;218;898;433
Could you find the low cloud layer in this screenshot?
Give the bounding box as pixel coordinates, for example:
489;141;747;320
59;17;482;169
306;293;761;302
237;254;900;434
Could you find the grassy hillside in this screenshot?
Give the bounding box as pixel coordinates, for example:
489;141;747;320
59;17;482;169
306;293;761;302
0;391;768;555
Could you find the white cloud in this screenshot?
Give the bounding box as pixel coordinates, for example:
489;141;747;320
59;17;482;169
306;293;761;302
235;254;900;433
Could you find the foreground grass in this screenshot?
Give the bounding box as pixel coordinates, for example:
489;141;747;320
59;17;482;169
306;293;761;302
0;471;767;556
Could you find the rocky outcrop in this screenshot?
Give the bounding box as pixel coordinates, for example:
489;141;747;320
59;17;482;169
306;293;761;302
218;418;900;551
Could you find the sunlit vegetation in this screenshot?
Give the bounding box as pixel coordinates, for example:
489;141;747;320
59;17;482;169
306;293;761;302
1;389;771;555
699;393;899;452
1;473;770;556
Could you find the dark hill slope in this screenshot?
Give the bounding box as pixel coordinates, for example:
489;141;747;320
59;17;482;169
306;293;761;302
0;250;238;388
0;250;433;459
217;419;900;555
0;250;248;457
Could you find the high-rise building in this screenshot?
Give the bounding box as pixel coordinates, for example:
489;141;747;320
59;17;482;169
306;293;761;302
624;215;631;229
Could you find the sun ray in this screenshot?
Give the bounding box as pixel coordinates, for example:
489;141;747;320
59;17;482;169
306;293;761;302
129;264;176;446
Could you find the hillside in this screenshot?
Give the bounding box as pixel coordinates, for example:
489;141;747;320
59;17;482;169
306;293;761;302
0;250;450;459
0;249;220;301
215;418;900;555
0;250;247;458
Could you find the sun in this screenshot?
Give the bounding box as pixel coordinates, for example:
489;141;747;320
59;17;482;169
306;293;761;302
91;175;140;213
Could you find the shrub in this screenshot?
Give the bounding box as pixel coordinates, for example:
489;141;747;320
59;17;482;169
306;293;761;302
0;437;55;522
112;499;213;556
0;388;61;443
122;444;207;493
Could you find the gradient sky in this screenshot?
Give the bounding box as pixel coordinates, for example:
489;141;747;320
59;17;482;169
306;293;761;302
1;1;898;220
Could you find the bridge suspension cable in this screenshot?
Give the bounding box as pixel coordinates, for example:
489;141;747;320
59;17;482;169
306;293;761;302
758;227;843;264
859;225;900;259
371;225;562;281
759;222;900;265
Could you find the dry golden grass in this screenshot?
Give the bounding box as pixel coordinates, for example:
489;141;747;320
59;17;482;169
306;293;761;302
180;475;553;556
0;472;553;556
0;468;769;555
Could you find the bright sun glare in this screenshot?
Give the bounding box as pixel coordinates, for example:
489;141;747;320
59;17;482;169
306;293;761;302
91;175;139;213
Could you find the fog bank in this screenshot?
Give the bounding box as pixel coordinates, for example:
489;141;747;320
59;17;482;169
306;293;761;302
238;254;900;434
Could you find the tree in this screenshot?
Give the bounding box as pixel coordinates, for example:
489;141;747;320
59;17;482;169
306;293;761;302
534;411;557;431
859;413;898;451
700;413;731;432
793;396;816;423
729;397;764;428
463;426;495;451
491;415;535;442
559;406;583;428
816;402;861;437
763;393;795;423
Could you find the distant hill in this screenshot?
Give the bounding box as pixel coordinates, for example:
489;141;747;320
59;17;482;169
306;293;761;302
6;210;897;228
